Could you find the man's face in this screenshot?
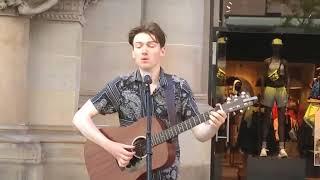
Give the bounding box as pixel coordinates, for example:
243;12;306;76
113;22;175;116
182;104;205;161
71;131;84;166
132;32;165;71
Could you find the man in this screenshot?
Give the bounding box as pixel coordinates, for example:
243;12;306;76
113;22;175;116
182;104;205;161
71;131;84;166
73;22;227;180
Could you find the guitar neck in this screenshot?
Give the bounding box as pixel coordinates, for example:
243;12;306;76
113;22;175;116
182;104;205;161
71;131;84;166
151;106;219;146
150;95;257;147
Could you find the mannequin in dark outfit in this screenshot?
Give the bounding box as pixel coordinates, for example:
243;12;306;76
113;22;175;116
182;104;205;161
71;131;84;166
260;38;289;158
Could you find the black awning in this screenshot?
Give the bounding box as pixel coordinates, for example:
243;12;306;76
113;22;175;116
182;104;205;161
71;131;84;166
214;28;320;63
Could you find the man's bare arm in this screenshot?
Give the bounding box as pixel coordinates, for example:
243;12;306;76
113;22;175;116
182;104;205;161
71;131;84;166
72;100;135;167
73;100;114;149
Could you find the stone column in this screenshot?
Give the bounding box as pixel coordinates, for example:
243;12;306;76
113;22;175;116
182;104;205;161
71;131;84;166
0;0;61;127
28;0;86;126
0;0;87;180
0;16;29;125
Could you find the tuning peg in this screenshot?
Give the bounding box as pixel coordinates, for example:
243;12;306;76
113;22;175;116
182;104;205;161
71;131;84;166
232;95;238;102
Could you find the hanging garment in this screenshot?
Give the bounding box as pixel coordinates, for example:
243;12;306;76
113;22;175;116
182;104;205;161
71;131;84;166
272;102;279;141
309;79;320;100
304;103;320;128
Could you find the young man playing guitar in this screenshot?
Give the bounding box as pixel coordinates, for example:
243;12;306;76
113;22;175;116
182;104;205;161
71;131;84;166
73;22;227;180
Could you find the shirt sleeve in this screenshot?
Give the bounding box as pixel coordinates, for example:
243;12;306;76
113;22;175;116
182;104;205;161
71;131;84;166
180;80;200;121
90;77;121;115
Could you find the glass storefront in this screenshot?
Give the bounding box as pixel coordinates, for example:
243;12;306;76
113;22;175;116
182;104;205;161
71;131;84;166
210;1;320;179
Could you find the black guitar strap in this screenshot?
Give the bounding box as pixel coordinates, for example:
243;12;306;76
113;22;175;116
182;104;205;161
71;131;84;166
164;74;177;126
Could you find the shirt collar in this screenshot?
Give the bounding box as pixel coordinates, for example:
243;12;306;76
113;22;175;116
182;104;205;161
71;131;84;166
131;68;168;87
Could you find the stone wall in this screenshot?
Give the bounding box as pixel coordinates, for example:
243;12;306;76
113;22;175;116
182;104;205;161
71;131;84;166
0;0;214;179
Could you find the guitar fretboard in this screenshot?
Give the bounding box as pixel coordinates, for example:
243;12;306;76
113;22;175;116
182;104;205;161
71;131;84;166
151;108;215;146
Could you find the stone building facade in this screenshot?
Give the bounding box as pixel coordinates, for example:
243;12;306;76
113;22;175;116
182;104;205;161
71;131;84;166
0;0;216;179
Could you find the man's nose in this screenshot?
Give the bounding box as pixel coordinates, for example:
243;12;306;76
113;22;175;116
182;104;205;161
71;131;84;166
141;45;148;53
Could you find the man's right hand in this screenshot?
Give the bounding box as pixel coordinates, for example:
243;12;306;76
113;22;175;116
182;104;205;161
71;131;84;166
72;100;136;168
106;141;135;167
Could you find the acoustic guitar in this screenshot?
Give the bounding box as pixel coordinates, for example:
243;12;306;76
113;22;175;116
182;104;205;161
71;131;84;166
84;93;258;180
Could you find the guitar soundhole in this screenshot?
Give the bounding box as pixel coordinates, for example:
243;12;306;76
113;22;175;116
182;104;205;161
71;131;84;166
132;136;146;158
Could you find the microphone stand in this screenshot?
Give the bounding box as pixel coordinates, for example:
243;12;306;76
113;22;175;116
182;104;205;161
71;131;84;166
144;75;153;180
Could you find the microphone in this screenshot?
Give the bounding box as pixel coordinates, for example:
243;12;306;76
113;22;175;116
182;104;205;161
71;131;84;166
144;75;152;84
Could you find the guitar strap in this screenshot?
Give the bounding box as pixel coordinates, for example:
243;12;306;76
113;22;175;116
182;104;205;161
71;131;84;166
164;74;177;126
152;75;177;180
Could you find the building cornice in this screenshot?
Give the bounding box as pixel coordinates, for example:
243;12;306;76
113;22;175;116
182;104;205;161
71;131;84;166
0;0;97;25
34;0;85;24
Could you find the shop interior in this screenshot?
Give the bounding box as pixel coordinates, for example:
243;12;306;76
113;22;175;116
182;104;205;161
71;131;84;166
212;32;320;179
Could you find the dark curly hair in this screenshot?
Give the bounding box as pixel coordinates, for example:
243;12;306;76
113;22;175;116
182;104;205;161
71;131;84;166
128;22;166;48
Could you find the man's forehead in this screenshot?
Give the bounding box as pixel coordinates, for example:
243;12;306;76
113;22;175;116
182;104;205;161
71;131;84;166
133;32;157;43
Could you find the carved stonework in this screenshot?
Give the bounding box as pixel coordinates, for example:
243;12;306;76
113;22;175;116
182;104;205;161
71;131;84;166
34;0;84;24
0;7;18;16
0;0;58;16
0;0;97;25
34;0;96;25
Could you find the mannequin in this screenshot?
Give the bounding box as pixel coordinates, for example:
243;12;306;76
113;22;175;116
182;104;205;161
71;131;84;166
232;79;242;96
260;38;289;158
226;77;243;148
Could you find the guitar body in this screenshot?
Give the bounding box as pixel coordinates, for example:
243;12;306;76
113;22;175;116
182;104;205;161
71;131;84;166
84;117;176;180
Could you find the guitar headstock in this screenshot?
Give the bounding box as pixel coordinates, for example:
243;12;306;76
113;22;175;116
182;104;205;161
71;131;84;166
221;92;258;114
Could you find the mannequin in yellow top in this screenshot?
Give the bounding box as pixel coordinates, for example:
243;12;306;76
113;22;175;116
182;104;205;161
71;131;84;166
260;38;289;158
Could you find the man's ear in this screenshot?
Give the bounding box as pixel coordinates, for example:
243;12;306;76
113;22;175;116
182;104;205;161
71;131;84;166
160;46;166;57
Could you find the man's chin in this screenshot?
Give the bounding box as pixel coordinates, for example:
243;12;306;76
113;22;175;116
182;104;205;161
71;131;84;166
139;65;153;71
138;64;160;72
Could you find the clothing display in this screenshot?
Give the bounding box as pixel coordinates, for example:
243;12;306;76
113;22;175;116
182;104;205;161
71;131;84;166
304;103;320;128
213;34;320;178
304;70;320;129
309;79;320;100
262;86;288;108
259;39;289;157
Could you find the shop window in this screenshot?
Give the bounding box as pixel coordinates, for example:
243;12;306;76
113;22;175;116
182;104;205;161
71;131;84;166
213;33;320;179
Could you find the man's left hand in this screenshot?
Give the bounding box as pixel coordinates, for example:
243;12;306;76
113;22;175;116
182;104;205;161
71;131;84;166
208;109;227;129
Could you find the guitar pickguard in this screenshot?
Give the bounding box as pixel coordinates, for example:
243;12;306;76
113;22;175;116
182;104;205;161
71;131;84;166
126;156;145;172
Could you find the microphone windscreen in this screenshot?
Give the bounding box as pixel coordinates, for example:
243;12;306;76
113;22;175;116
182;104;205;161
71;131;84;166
144;75;152;84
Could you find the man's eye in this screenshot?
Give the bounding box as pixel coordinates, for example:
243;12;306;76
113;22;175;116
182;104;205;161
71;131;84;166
135;44;142;48
147;43;157;48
